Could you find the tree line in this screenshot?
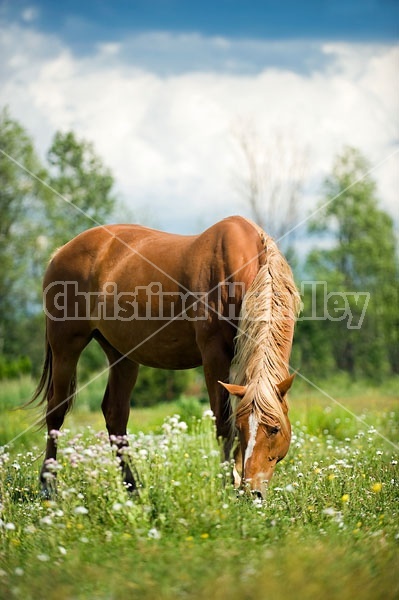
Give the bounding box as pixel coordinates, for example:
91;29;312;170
0;107;397;404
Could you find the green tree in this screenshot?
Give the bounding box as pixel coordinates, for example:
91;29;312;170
0;107;48;363
298;147;398;379
46;130;116;246
0;111;118;375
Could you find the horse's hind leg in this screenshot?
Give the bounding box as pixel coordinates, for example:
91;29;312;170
96;335;139;491
40;334;90;494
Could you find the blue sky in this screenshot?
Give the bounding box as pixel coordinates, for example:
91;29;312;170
0;1;398;235
6;0;399;44
3;1;397;79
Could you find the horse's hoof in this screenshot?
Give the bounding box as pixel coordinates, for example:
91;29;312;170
39;479;57;500
39;486;52;500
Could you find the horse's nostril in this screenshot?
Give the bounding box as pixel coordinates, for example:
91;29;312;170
251;489;263;499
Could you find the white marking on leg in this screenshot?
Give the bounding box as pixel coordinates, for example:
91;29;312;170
244;412;259;468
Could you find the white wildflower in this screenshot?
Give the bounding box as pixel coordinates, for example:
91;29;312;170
74;506;88;515
37;554;50;562
202;409;216;420
148;528;161;540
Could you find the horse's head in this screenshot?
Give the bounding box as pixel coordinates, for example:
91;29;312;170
220;374;295;498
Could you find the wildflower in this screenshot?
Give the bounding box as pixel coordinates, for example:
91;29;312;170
341;494;350;503
284;484;295;493
83;448;95;457
4;523;16;531
112;503;123;512
25;525;36;534
37;554;50;562
45;458;62;471
371;482;382;493
61;447;75;455
202;409;216;420
74;506;88;515
15;568;24;576
200;533;209;539
59;546;67;556
185;536;194;542
148;528;161;540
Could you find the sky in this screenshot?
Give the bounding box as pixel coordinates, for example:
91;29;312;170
0;0;398;236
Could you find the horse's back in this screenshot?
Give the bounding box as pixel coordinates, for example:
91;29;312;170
45;216;264;292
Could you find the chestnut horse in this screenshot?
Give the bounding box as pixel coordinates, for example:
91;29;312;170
32;216;300;497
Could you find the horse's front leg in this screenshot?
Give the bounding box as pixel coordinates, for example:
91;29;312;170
201;340;235;462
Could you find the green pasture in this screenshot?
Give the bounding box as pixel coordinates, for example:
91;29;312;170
0;376;398;599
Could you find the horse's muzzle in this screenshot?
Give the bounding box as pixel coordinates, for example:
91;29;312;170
251;489;263;500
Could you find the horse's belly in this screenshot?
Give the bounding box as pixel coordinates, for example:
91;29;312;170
97;321;202;370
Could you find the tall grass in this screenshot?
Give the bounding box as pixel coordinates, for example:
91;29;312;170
0;379;398;599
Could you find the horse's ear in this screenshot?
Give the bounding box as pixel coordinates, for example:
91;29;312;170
218;381;247;397
276;373;296;398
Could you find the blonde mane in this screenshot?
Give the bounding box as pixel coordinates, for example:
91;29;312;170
230;227;301;435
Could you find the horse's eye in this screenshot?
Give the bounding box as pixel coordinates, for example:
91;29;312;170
269;426;280;436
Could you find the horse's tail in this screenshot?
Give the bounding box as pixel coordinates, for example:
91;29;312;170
26;333;77;427
29;335;53;410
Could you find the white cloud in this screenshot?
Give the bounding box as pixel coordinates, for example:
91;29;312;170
21;6;38;23
0;23;397;233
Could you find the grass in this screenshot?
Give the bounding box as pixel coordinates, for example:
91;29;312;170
0;376;398;599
